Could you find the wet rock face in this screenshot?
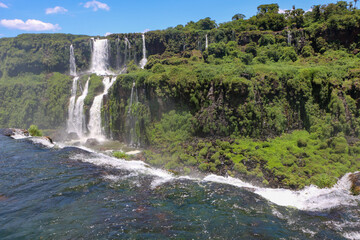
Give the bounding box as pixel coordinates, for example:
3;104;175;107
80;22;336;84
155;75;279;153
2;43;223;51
86;138;99;147
0;128;29;137
349;172;360;195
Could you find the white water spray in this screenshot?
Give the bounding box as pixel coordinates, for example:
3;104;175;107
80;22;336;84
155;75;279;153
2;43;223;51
203;173;360;211
139;33;147;69
72;78;89;138
287;31;292;46
69;44;77;76
88;76;117;139
90;38;110;75
67;76;79;133
205;34;209;49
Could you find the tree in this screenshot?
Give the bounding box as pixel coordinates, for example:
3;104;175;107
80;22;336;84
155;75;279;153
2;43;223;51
257;4;280;15
232;13;246;21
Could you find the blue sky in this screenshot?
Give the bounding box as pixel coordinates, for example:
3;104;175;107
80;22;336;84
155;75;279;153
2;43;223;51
0;0;344;37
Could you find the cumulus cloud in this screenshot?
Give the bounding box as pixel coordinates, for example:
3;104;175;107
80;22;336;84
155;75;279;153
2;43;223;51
0;19;60;31
143;29;150;33
278;9;287;14
84;0;110;11
0;2;8;8
46;6;68;15
104;32;112;36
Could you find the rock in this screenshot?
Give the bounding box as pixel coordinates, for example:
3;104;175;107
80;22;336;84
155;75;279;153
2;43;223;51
0;128;14;136
67;132;79;141
11;128;29;137
86;138;100;146
42;136;53;144
349;172;360;195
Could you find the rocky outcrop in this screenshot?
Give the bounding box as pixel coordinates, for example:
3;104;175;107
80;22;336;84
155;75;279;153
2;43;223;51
349;172;360;195
0;128;29;137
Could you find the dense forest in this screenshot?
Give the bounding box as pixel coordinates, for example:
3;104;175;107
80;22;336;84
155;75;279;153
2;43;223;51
1;1;360;189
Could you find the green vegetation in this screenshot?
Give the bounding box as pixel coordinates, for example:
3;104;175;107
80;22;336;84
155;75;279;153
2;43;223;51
28;125;42;137
113;151;130;159
0;72;71;129
1;1;360;189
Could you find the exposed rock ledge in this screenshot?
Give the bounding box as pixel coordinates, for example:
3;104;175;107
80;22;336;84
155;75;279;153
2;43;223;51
349;172;360;195
0;128;53;145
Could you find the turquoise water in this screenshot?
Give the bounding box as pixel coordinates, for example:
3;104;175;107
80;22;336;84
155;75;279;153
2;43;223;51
0;134;359;239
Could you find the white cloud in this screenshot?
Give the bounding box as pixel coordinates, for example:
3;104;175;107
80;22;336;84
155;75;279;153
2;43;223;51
104;32;112;36
0;2;8;8
305;8;313;13
84;0;110;11
0;19;60;31
278;9;287;14
143;29;150;33
46;6;68;15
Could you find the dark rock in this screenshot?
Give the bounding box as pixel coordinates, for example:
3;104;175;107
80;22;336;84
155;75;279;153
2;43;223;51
67;132;79;141
86;138;100;146
11;128;29;137
43;136;53;144
0;128;14;136
349;172;360;195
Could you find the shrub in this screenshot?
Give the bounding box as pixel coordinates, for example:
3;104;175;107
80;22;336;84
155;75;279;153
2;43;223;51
28;125;42;136
113;151;130;159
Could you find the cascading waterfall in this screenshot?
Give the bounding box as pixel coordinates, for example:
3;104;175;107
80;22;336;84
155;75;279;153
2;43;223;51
67;76;79;133
69;44;77;76
67;44;79;134
124;37;131;66
73;78;90;138
116;38;121;70
126;81;139;147
88;76;117;139
288;31;292;46
205;34;209;49
90;38;110;75
139;33;147;69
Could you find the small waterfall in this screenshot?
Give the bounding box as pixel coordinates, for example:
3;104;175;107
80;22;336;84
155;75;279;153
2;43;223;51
90;38;110;75
88;76;117;139
124;37;131;66
73;78;90;138
67;76;79;133
139;33;147;69
205;34;209;49
287;31;292;46
127;81;139;147
116;37;121;70
69;45;77;76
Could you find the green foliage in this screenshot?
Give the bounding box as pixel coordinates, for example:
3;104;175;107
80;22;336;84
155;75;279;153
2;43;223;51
28;124;42;136
113;151;130;159
84;74;104;107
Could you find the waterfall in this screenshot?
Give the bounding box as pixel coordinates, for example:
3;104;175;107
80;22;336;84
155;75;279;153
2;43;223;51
205;34;209;49
88;76;117;139
124;37;131;66
73;78;90;138
116;37;121;70
127;80;140;147
139;33;147;69
90;38;110;75
67;76;79;133
67;44;79;134
287;31;292;46
69;45;77;76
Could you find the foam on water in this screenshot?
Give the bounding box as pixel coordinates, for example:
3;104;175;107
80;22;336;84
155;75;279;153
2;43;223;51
343;232;360;240
72;152;174;188
30;137;55;148
203;174;360;211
